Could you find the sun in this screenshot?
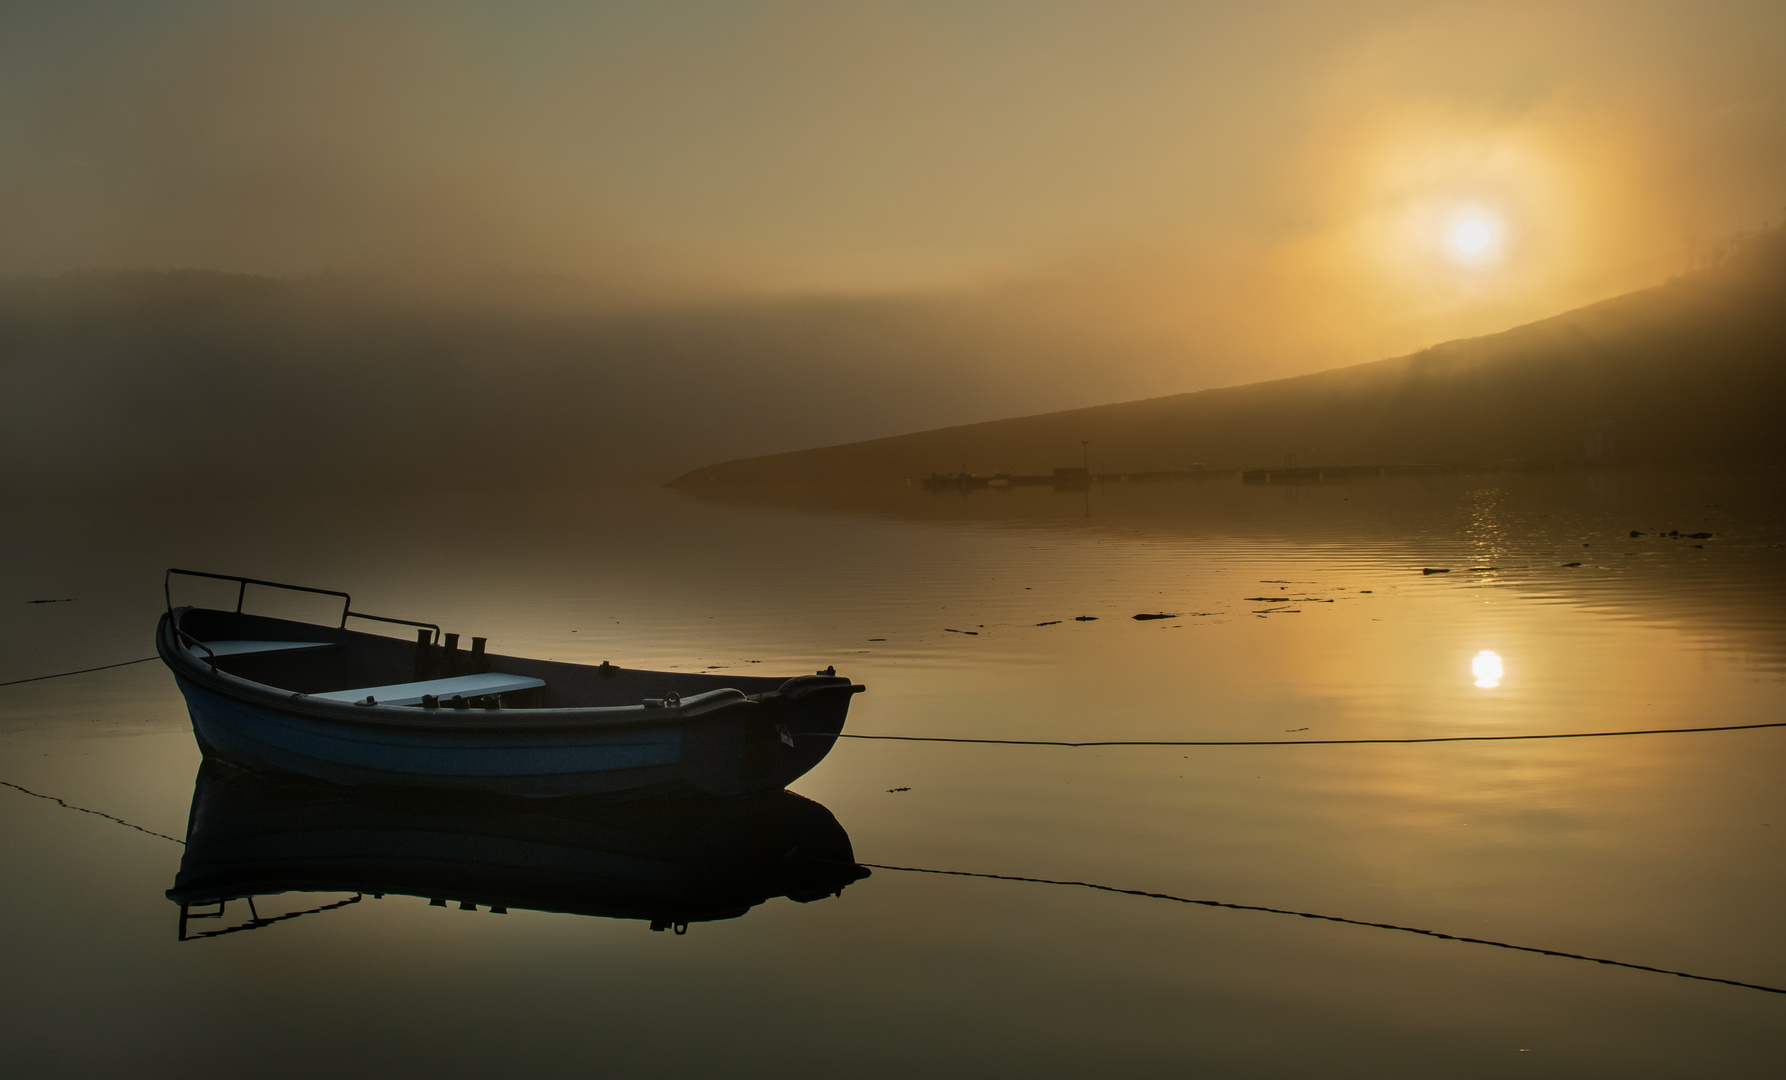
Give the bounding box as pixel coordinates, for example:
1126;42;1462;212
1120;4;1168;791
1452;220;1492;254
1445;214;1502;263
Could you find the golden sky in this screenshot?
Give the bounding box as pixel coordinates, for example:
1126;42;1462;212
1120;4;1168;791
2;1;1783;389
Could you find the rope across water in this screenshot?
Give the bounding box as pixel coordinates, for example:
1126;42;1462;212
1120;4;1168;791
0;780;185;845
8;654;1783;747
0;656;157;688
4;769;1780;995
818;721;1786;747
860;862;1786;996
4;645;1783;992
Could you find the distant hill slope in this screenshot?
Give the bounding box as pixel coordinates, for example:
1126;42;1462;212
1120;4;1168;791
0;272;1173;496
673;229;1786;486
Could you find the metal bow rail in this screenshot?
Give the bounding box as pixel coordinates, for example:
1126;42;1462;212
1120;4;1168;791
164;569;442;653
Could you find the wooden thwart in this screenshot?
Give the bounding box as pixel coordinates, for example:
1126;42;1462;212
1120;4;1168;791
187;640;334;657
310;673;546;707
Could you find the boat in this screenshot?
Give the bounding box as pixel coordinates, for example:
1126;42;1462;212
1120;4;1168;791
156;569;865;798
168;760;870;939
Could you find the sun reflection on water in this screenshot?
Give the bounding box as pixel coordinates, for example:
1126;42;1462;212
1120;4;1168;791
1472;650;1503;688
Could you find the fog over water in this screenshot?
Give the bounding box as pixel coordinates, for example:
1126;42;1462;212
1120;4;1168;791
0;270;1172;493
3;3;1785;1076
5;1;1785;394
3;470;1784;1075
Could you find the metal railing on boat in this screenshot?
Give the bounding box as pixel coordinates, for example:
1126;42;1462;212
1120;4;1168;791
165;569;442;644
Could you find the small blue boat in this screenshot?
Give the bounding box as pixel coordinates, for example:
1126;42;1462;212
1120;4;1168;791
156;570;864;798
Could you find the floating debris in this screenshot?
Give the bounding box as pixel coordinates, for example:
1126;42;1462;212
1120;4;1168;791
868;638;886;642
1035;620;1062;627
25;598;75;604
1421;568;1451;575
943;628;979;635
1560;561;1583;567
1074;615;1099;622
886;787;911;793
1132;613;1179;621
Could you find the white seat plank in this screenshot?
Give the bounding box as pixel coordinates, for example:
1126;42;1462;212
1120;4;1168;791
310;673;546;707
188;640;334;657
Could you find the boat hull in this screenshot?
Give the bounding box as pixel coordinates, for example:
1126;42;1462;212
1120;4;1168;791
176;675;700;796
159;613;858;799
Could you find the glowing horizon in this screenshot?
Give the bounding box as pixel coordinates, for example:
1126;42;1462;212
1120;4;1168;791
0;0;1781;392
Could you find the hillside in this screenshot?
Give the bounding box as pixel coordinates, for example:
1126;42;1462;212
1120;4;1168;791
672;229;1786;487
0;273;1169;497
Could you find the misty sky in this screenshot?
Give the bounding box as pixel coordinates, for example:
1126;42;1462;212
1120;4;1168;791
3;0;1783;390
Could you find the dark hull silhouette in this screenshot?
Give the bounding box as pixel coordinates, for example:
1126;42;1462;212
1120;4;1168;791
167;761;869;938
156;575;862;798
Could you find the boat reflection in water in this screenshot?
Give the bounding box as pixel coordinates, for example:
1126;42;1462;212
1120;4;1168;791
167;761;869;940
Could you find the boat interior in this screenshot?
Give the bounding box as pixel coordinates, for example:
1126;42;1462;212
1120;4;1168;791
172;607;796;711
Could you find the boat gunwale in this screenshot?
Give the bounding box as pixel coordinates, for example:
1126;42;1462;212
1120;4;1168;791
158;609;857;737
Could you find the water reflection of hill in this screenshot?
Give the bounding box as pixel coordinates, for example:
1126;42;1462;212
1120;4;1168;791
685;468;1786;668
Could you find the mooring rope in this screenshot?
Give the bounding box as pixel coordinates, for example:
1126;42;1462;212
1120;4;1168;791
820;720;1786;748
863;861;1786;996
6;771;1778;995
6;653;1782;748
0;656;158;688
0;780;185;845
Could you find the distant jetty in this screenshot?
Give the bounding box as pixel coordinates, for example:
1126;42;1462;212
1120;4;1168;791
913;460;1579;490
1240;460;1557;484
919;467;1218;490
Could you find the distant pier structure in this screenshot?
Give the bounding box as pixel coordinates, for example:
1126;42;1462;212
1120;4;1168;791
1240;461;1543;484
1241;464;1389;485
918;465;1213;490
915;462;1565;489
915;462;1562;489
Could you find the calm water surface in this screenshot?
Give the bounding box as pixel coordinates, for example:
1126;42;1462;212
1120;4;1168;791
3;470;1784;1077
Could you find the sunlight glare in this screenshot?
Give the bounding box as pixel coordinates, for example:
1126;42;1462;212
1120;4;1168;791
1472;650;1503;689
1452;220;1493;255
